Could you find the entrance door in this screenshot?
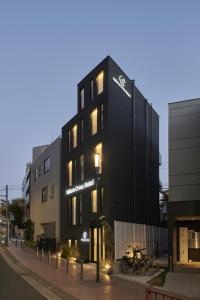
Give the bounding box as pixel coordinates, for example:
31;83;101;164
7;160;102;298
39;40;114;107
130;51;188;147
90;227;105;262
179;227;188;263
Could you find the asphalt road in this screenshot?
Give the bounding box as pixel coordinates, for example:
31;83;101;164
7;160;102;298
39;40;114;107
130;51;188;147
0;251;46;300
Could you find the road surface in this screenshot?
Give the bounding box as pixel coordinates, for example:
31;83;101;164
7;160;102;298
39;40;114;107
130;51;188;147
0;248;46;300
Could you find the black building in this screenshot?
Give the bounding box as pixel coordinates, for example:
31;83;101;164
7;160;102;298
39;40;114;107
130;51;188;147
61;56;159;261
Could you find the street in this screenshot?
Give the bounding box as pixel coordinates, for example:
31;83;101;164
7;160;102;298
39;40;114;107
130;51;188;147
0;248;46;300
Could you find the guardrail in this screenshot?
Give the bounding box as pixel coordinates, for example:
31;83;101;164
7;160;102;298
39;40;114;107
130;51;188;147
146;287;193;300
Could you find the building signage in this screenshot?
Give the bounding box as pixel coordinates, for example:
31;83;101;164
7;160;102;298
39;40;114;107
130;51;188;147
66;179;95;196
81;231;90;242
113;75;131;98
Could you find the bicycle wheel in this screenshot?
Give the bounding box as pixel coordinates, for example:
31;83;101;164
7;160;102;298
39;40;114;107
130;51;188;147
132;261;141;275
120;259;130;274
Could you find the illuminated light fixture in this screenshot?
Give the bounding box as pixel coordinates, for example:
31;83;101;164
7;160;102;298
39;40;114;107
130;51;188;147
113;76;131;98
105;263;110;269
66;179;95;195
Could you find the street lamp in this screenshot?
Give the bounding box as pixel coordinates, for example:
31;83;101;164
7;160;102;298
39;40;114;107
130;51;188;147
94;153;100;282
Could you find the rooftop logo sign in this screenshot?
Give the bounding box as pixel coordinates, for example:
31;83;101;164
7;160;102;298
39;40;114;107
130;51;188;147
66;179;95;196
113;75;131;98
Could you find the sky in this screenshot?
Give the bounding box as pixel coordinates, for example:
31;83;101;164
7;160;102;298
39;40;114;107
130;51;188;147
0;0;200;199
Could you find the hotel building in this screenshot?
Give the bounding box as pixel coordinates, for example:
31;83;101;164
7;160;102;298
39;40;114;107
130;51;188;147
61;56;160;261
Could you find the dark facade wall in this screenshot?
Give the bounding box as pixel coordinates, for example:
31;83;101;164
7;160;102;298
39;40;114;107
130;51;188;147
106;59;133;224
60;56;160;251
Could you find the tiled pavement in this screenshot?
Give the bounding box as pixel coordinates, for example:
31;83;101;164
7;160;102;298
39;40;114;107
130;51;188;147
7;243;146;300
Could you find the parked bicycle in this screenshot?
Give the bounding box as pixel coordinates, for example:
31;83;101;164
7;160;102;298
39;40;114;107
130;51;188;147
120;246;154;274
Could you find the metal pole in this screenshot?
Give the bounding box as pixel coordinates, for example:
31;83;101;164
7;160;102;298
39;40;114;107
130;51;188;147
48;251;51;265
41;249;44;261
96;228;100;282
80;259;83;280
66;258;69;273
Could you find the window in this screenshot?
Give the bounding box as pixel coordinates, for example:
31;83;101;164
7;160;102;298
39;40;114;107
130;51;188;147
74;159;77;184
72;124;77;148
100;104;103;130
80;119;84;142
51;185;54;199
91;189;97;213
34;169;38;182
96;71;104;95
79;194;83;225
72;196;77;225
80;154;84;181
90;80;94;100
42;187;48;203
44;157;50;173
68;129;71;152
38;165;41;177
80;88;84;109
68;239;72;247
90;108;98;135
95;143;102;174
67;161;73;186
100;187;104;212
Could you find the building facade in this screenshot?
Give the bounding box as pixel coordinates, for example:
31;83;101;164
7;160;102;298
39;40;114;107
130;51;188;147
30;138;61;244
61;56;160;261
169;99;200;268
22;163;31;221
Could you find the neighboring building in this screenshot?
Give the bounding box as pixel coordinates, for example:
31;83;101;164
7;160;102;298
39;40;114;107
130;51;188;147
22;163;31;221
169;99;200;269
61;56;160;261
30;138;61;245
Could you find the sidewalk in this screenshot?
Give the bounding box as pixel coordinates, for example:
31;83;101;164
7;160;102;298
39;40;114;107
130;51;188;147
7;243;146;300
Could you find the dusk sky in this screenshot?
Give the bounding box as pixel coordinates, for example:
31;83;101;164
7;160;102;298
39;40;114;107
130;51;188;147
1;0;200;199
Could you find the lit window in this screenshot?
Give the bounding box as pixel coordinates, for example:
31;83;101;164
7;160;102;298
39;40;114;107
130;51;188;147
90;108;98;135
68;239;72;247
67;161;73;186
79;194;82;225
44;157;50;173
95;143;102;174
42;187;48;203
80;88;84;109
72;124;77;148
100;104;103;130
68;129;71;151
74;159;77;184
100;187;104;212
80;154;84;181
91;189;97;213
80;119;84;142
72;196;77;225
90;80;94;100
96;71;104;95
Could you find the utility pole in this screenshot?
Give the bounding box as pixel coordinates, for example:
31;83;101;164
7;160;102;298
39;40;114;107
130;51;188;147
5;185;9;246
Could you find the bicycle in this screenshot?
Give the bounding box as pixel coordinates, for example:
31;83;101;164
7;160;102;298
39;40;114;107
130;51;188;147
120;246;146;274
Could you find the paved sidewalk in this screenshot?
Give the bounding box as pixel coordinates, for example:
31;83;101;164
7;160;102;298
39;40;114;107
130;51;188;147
7;243;146;300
